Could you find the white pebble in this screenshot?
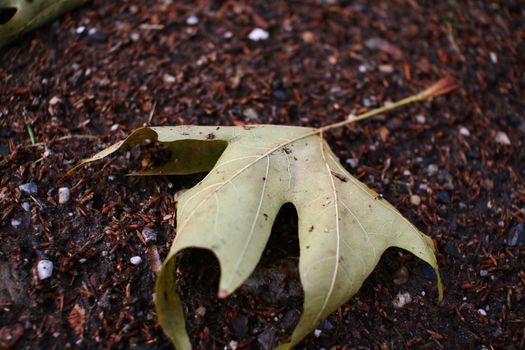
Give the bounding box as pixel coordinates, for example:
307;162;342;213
313;329;322;337
79;258;87;263
130;256;142;265
393;292;412;309
58;187;71;204
163;73;176;84
22;202;31;211
479;269;488;277
410;195;421;206
223;31;233;39
248;28;269;41
495;131;511;145
478;309;487;316
378;64;394;74
195;306;206;317
459;126;470;137
11;219;22;228
358;64;367;73
49;96;62;106
489;52;498;64
345;158;358;168
110;124;119;132
229;340;238;350
416;114;426;124
130;32;140;42
76;26;86;34
427;164;438;176
37;260;53;280
186;15;199;26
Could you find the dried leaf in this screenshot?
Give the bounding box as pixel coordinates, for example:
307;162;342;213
67;303;86;338
68;124;442;349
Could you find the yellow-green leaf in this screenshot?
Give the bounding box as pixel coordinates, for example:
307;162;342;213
68;124;442;350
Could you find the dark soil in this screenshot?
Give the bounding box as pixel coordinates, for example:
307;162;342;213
1;1;524;349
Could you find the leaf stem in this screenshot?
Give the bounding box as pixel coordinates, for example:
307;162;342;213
316;76;458;134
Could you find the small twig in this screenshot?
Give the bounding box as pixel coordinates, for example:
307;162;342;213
27;125;36;145
146;101;157;126
27;134;99;148
316;76;458;135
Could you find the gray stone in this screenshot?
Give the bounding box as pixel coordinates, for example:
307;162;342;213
19;182;38;195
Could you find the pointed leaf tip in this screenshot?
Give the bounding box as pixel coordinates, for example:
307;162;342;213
217;289;230;299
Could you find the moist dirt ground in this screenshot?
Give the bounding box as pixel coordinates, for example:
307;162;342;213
1;1;524;349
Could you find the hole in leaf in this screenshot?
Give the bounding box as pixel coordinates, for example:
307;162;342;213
176;203;303;349
0;7;17;25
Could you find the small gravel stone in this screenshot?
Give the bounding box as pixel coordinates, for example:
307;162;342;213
478;309;487;316
141;228;157;243
313;329;322;337
248;28;269;41
243;108;259;121
378;64;394;74
186;15;199;25
272;89;288;101
489;52;498;64
19;182;38;195
416;114;426;124
506;223;525;247
427;164;438;176
37;260;53;280
364;36;389;50
22;202;31;211
49;96;62;106
479;269;488;277
393;292;412;308
11;219;22;228
58;187;71;204
495;131;511;145
130;256;142;265
459;126;470;136
88;28;107;42
110;124;119;132
163;73;176;84
257;327;277;350
410;195;421;206
345;158;358;168
393;266;409;285
76;26;86;35
229;340;239;350
195;306;206;317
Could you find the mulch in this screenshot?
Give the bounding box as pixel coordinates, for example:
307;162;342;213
0;1;524;349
